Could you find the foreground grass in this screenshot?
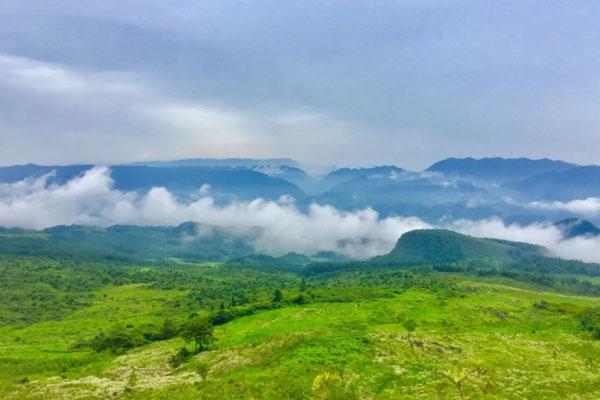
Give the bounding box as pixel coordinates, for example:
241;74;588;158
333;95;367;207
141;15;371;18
1;279;599;399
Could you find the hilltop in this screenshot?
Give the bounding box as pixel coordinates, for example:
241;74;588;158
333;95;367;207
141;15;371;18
377;229;546;265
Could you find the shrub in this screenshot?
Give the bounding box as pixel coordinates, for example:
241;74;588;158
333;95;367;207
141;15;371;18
86;329;147;354
159;318;179;339
578;307;600;340
169;347;192;368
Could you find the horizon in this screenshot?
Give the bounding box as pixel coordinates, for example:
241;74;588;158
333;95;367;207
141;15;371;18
0;154;589;173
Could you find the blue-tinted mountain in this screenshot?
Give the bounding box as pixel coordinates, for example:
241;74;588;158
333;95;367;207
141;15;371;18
316;174;487;217
250;165;313;191
554;218;600;239
506;166;600;201
0;165;305;202
316;165;406;193
109;166;304;201
0;164;93;184
427;157;577;184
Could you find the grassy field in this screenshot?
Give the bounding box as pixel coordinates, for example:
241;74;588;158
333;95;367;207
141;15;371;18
2;276;599;399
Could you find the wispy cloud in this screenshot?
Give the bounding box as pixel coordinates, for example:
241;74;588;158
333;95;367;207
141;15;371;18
528;197;600;217
0;54;141;95
0;52;360;166
452;217;600;264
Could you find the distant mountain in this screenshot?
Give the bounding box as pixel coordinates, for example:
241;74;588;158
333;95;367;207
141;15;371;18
507;166;600;201
316;175;487;217
131;158;313;193
427;157;577;184
554;218;600;239
375;229;546;265
0;164;305;202
0;222;258;261
109;166;305;201
250;165;313;191
316;165;406;193
0;164;92;184
130;158;301;169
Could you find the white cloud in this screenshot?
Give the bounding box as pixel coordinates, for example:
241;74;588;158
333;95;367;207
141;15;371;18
451;217;600;263
528;197;600;217
451;217;562;249
1;168;599;262
0;168;430;258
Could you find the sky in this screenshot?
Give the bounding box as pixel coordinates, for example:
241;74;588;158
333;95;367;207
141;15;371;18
1;0;600;170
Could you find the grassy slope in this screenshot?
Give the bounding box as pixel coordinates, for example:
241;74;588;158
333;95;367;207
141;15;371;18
2;280;599;399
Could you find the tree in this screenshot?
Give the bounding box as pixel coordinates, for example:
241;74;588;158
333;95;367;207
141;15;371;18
299;278;308;292
196;362;210;382
273;288;283;303
181;316;214;354
402;319;417;334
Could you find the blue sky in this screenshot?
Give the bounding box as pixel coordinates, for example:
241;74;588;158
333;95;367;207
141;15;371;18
1;0;599;169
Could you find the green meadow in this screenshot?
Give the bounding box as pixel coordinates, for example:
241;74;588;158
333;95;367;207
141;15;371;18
1;258;599;399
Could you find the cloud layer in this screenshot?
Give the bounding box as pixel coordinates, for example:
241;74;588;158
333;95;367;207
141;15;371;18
1;168;599;262
0;168;429;258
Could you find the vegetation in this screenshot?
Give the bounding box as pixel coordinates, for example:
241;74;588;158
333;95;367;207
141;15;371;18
1;226;600;398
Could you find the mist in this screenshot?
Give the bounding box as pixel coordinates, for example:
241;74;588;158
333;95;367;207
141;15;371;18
1;167;599;262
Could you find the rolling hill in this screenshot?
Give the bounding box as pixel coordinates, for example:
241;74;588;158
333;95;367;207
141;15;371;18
0;223;258;262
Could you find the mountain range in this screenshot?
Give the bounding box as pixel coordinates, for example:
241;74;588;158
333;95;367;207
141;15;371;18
1;156;599;224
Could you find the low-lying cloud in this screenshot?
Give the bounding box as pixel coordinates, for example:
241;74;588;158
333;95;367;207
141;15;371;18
0;167;429;258
452;217;600;264
1;167;600;262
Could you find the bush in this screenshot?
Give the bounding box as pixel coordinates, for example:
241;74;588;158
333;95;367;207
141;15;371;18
169;347;192;368
578;307;600;339
86;329;148;354
159;318;179;339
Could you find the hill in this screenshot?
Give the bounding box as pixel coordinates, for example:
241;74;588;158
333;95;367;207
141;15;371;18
377;229;547;265
0;223;258;262
427;157;576;184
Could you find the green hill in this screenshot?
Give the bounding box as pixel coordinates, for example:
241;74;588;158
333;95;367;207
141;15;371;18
0;223;257;262
378;229;547;265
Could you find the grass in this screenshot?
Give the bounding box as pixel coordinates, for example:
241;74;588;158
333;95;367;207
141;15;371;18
2;279;599;399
